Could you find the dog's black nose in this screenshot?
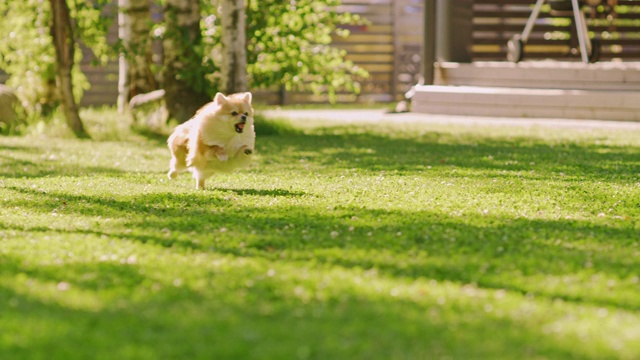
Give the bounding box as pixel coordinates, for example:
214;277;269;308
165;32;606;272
241;115;247;122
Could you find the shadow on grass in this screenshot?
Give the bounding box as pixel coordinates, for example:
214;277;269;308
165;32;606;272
0;155;129;179
0;253;146;292
254;115;302;137
2;123;640;358
3;123;639;182
130;124;171;146
0;153;37;169
258;128;640;182
227;188;306;197
0;251;587;360
0;144;130;179
4;185;639;311
0;144;44;153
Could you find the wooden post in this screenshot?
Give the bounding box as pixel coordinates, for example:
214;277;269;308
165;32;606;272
423;0;436;85
392;0;401;101
435;0;473;63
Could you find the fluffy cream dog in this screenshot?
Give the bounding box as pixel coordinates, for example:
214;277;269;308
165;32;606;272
167;92;255;189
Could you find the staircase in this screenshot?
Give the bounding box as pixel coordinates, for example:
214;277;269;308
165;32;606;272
411;61;640;121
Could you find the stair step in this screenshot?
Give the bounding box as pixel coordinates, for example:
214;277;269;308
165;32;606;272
436;61;640;91
412;85;640;121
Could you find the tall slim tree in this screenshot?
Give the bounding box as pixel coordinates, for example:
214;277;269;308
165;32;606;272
117;0;157;113
163;0;210;123
49;0;89;138
219;0;247;94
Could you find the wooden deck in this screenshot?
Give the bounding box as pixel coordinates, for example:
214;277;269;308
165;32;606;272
411;61;640;121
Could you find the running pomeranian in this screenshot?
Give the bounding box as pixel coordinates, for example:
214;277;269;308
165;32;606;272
167;92;255;190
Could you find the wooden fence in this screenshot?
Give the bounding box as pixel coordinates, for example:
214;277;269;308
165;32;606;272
262;0;425;104
1;0;425;106
2;0;639;107
327;0;423;102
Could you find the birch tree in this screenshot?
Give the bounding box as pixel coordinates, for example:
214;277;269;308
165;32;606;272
219;0;246;94
163;0;209;123
117;0;157;113
49;0;89;138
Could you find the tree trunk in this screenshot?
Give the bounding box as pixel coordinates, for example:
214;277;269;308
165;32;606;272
39;0;60;115
163;0;210;123
220;0;247;94
118;0;157;114
49;0;89;138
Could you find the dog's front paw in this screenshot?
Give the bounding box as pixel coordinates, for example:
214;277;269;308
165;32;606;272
185;155;195;167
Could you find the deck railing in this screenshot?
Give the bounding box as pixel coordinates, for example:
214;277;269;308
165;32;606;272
472;0;640;61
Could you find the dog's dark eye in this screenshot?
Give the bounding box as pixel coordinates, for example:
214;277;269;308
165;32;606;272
244;112;249;116
231;111;238;116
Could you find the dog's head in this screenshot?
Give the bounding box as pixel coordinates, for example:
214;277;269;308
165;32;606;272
212;92;254;134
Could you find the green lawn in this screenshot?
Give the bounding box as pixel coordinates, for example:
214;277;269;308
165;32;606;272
1;108;640;359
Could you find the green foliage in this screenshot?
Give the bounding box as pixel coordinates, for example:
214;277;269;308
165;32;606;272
0;0;57;115
159;1;214;97
0;0;113;116
201;0;369;101
2;108;640;358
245;0;369;100
1;0;369;117
71;0;114;65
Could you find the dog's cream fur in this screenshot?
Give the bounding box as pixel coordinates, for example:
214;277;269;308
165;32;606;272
167;92;255;189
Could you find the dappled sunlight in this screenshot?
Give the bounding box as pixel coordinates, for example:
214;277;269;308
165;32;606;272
2;229;640;358
3;180;639;312
2;116;640;358
257;127;640;182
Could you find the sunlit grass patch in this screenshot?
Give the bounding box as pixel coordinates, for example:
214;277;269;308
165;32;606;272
1;107;640;359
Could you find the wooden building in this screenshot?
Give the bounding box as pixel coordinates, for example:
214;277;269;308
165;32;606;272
413;0;640;121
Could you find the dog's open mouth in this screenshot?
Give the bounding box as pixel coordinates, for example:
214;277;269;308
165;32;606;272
234;122;245;134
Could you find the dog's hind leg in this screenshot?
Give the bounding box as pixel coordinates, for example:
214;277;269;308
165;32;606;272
168;144;188;180
196;178;205;190
192;168;207;190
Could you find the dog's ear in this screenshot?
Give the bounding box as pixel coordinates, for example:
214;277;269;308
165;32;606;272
213;92;228;105
241;92;252;104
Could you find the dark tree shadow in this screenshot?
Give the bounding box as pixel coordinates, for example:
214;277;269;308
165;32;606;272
2;122;639;359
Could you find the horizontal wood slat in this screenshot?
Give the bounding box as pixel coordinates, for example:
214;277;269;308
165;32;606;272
472;0;640;61
413;61;640;120
412;84;640;121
